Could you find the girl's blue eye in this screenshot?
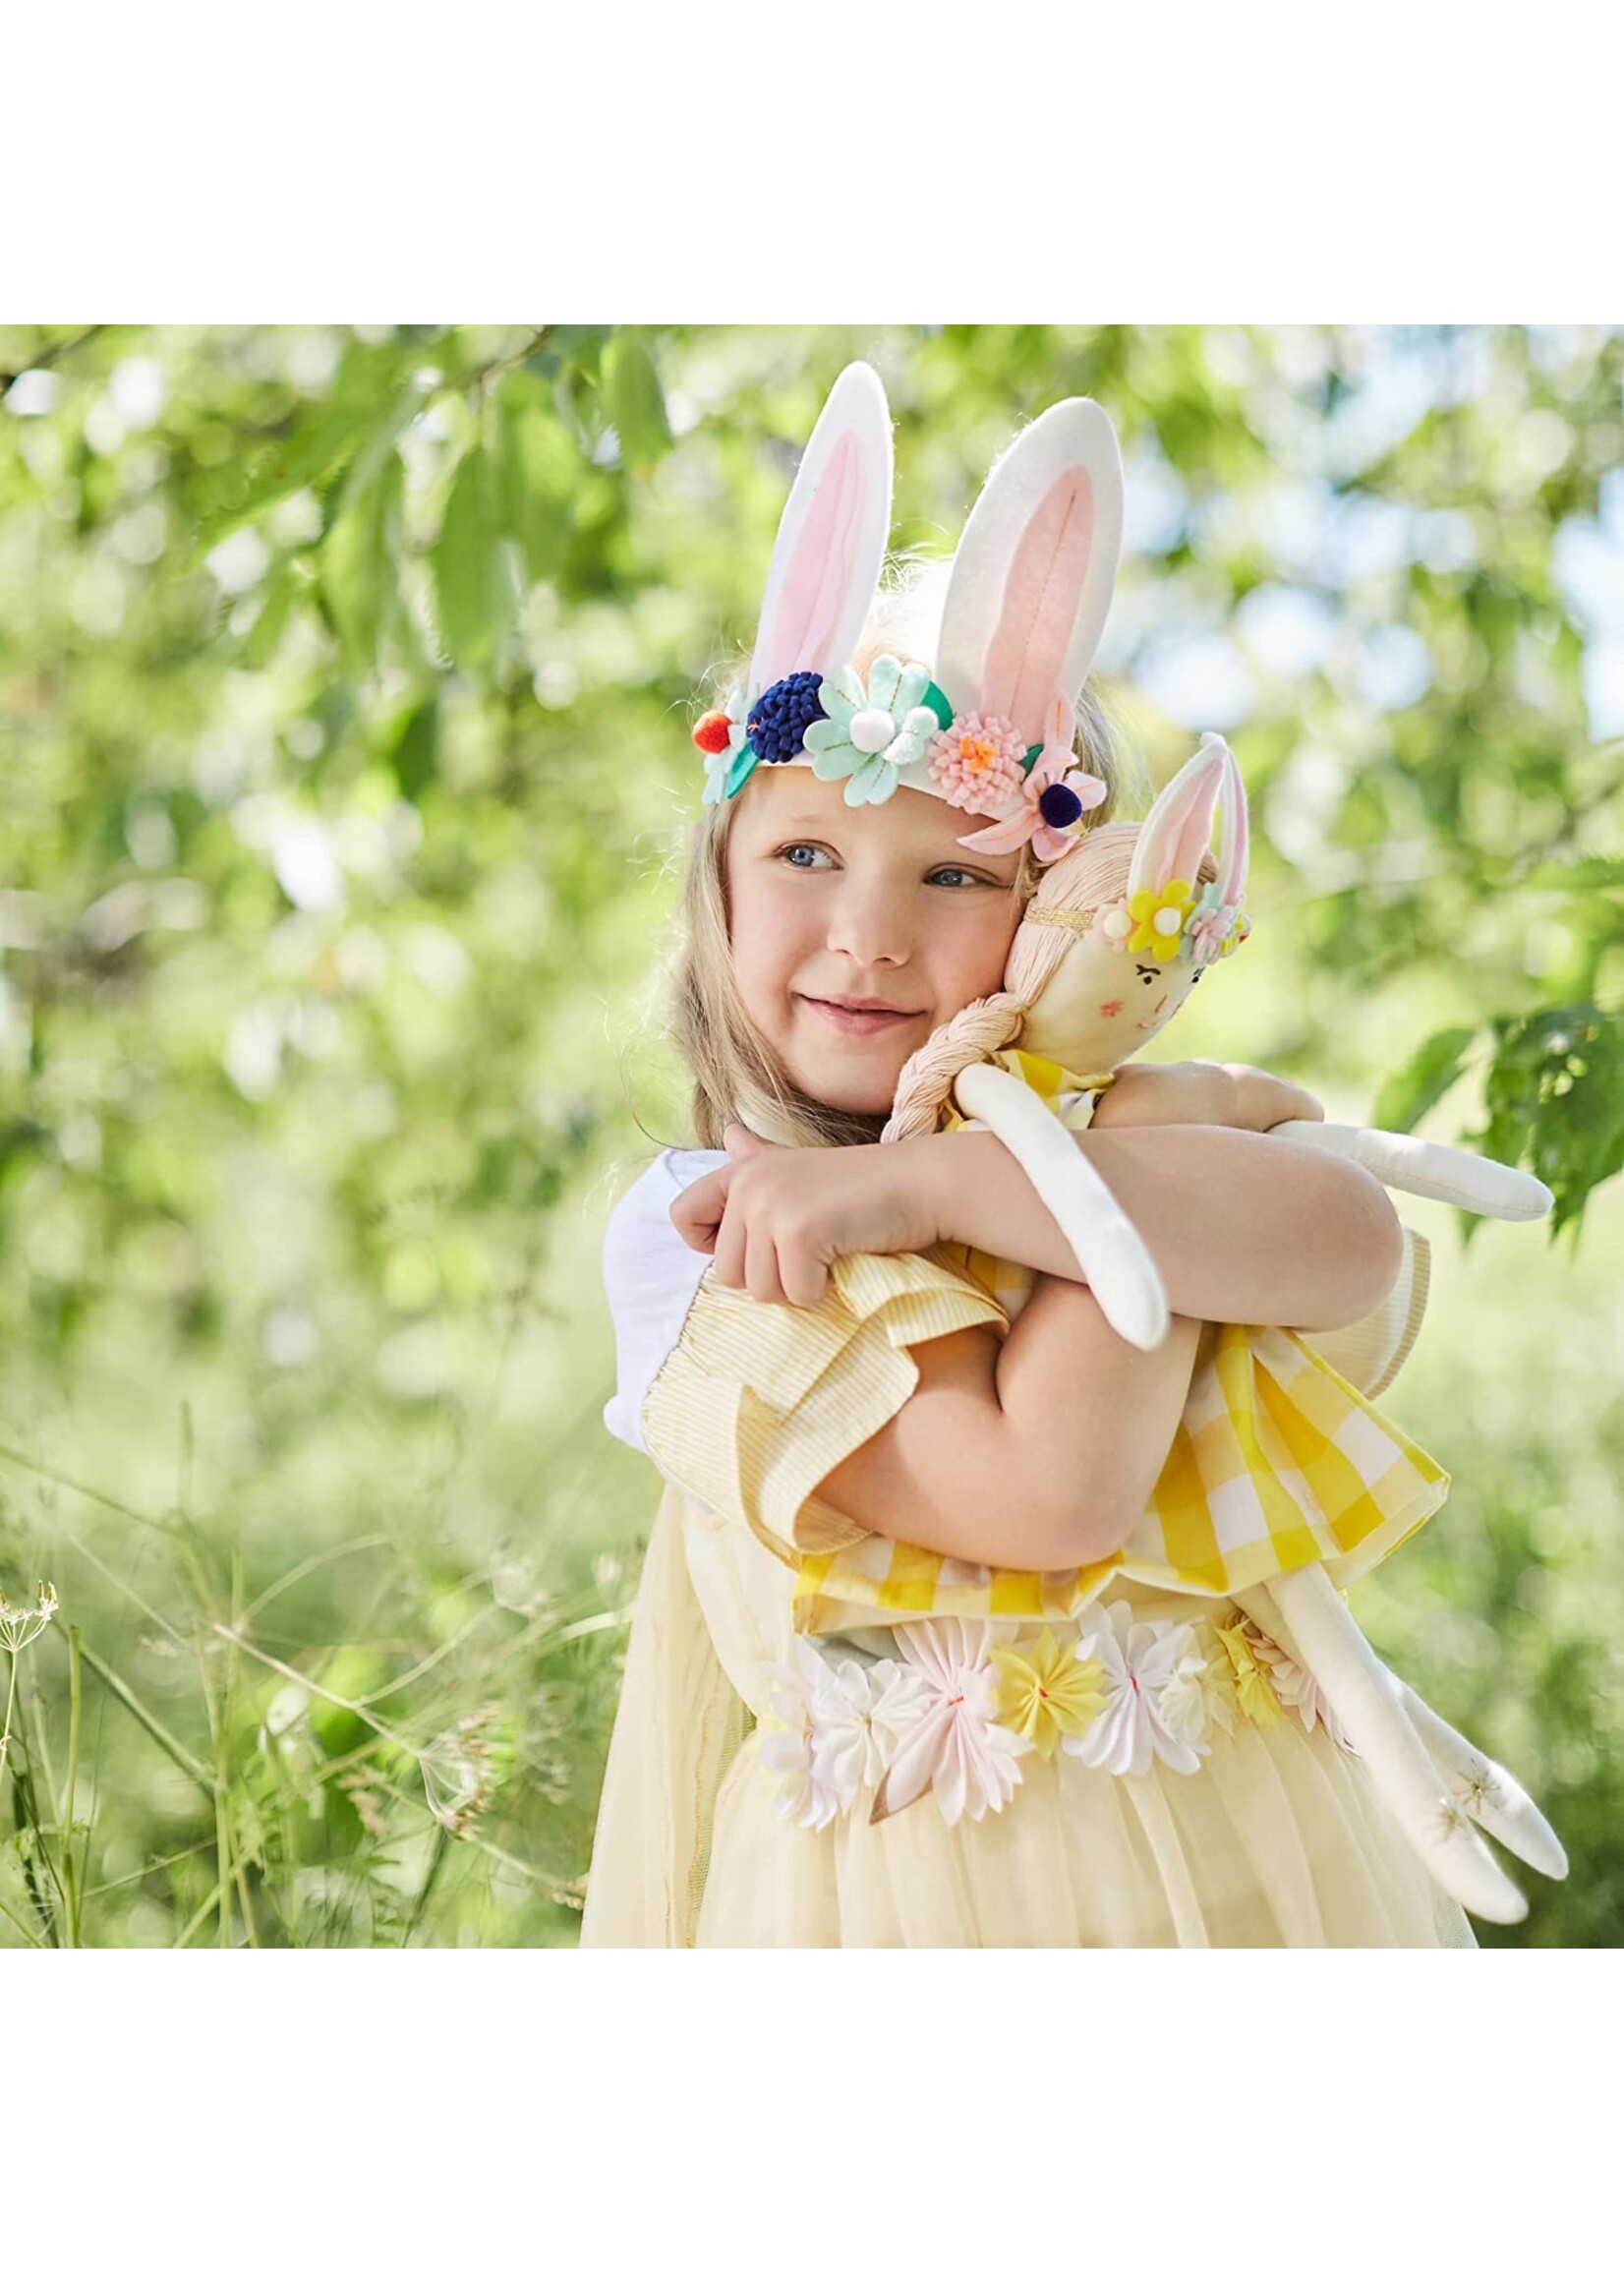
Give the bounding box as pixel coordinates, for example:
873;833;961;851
775;845;991;888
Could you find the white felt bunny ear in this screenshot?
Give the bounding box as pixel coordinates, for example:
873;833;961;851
1211;736;1249;907
1127;731;1231;902
935;397;1125;745
746;362;894;706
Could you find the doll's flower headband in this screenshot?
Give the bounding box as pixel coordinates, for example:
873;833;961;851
689;364;1250;947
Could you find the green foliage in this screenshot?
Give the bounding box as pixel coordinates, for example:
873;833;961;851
0;322;1619;1946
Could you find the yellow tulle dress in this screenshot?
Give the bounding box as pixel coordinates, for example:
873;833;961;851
580;1133;1476;1948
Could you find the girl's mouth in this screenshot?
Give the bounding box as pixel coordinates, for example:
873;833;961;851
799;997;925;1037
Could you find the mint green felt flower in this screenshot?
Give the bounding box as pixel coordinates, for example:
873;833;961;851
801;655;951;806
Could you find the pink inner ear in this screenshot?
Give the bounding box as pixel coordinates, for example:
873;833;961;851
760;431;860;685
1154;766;1224;888
982;468;1094;743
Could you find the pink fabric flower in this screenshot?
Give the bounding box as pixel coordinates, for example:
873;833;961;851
876;1617;1033;1826
927;711;1029;816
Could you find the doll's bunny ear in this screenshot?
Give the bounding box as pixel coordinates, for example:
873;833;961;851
747;362;893;705
935;397;1125;745
1212;735;1250;905
1127;730;1230;899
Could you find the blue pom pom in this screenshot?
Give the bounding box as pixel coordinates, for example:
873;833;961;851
747;671;825;765
1038;782;1084;829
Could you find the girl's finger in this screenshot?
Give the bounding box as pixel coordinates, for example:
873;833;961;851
779;1241;830;1310
744;1221;788;1307
723;1121;776;1159
711;1193;749;1289
670;1161;731;1251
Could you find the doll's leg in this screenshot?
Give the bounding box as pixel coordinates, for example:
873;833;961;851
1233;1569;1528;1926
1387;1672;1568;1881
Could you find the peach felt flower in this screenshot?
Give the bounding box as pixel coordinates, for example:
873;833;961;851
928;710;1029;816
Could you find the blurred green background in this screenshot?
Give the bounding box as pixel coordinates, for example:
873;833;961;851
1;323;1619;1949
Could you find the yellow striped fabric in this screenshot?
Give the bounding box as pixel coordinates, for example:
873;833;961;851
640;1243;1012;1574
639;1047;1451;1639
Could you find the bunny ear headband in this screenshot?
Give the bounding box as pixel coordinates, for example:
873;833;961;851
690;362;1250;970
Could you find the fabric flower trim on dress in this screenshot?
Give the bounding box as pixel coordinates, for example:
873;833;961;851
755;1600;1357;1833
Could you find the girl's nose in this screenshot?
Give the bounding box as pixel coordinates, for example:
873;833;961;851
826;881;910;967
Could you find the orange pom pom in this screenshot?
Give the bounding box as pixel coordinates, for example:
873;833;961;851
692;709;733;756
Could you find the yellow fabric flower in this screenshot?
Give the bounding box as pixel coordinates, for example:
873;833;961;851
1127;878;1194;962
1213;1614;1284;1730
990;1628;1106;1759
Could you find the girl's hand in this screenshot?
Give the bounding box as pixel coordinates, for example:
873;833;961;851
669;1125;941;1308
1093;1059;1325;1135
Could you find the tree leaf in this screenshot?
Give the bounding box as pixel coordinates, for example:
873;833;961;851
601;335;669;474
319;449;403;678
1371;1024;1479;1134
495;384;577;582
433;444;518;672
385;697;439;804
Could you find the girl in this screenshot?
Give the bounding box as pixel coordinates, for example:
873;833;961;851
579;369;1477;1948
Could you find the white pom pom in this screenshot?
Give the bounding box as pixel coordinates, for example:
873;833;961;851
1103;907;1131;941
849;707;897;755
1153;906;1183;937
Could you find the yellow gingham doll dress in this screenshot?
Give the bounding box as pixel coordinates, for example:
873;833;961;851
580;1057;1472;1949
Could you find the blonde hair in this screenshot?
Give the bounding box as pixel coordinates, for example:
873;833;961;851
661;554;1148;1150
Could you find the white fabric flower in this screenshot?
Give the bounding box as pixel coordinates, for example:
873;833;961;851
879;1617;1033;1826
1062;1599;1215;1778
759;1639;932;1830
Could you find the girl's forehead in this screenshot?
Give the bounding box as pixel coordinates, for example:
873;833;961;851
733;768;1006;859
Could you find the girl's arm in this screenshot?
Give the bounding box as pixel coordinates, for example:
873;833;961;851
914;1122;1404;1333
815;1283;1203;1570
673;1066;1402;1335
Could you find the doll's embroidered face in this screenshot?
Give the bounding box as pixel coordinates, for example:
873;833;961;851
725;762;1026;1116
1019;933;1204;1074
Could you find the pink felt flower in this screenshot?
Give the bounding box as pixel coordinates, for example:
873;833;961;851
1090;900;1133;953
957;746;1108;863
927;710;1029;816
956;695;1107;862
1186;881;1240;970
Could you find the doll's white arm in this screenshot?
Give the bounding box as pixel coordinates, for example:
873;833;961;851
1265;1121;1552;1220
952;1061;1170;1351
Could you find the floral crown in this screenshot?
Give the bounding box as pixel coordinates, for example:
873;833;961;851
692;659;1106;867
689;364;1250;951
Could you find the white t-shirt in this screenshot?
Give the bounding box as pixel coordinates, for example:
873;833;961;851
601;1147;725;1457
